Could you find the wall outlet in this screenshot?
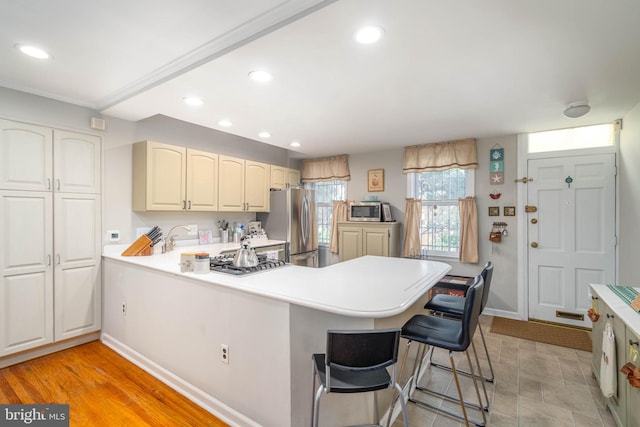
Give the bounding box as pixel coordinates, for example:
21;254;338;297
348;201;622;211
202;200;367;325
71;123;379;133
221;344;229;364
121;302;127;316
188;224;198;236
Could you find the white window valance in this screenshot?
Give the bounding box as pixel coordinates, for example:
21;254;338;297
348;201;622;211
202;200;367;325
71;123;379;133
302;155;351;182
403;138;478;173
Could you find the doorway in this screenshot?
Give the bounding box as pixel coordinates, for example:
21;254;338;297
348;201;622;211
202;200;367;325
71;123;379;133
526;153;616;328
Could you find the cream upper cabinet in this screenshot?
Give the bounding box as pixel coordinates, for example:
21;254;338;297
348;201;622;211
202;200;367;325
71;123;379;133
287;168;300;187
338;222;400;262
271;166;300;189
133;141;219;212
186;148;218;211
219;155;270;212
133;141;186;211
270;165;286;189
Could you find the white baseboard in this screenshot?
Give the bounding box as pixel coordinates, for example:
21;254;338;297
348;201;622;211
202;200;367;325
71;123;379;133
100;333;261;427
0;332;100;369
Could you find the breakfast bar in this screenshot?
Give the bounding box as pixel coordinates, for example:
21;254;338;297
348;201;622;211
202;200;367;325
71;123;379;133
102;244;450;426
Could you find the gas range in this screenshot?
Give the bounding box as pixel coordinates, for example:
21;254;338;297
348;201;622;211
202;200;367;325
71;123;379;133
210;255;288;276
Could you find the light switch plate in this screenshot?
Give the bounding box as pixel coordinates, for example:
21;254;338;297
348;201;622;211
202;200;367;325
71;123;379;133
107;230;120;242
187;224;198;236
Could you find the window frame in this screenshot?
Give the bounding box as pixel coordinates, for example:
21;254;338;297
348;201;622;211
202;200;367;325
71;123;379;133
406;169;475;259
309;180;347;247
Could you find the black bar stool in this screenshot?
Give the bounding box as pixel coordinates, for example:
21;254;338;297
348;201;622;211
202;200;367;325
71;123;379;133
424;261;495;383
311;328;409;427
396;275;487;427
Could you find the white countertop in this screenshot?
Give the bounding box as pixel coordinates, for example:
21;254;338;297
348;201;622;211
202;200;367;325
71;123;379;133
103;243;451;318
590;284;640;338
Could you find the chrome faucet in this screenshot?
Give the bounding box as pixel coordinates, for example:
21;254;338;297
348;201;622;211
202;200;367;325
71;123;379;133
164;225;190;252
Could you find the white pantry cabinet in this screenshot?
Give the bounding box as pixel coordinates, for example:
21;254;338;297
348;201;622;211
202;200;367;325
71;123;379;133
0;119;101;358
132;141;219;212
337;222;400;262
219;155;270;212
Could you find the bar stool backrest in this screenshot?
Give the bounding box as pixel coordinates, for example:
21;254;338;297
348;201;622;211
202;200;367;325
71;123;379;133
460;275;484;351
480;261;494;312
326;328;400;371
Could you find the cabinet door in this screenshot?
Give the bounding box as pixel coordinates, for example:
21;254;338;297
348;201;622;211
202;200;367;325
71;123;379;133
270;166;286;189
186;149;218;211
627;328;640;427
362;227;390;257
287;168;300;187
245;160;270;211
0;119;52;191
338;226;362;262
54;193;101;340
0;190;54;356
53;130;101;193
144;141;186;211
218;155;245;211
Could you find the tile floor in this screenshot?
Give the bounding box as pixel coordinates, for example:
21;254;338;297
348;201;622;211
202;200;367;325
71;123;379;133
392;315;617;427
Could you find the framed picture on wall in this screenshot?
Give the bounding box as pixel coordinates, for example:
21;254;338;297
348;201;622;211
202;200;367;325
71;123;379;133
504;206;516;216
488;206;500;216
368;168;384;192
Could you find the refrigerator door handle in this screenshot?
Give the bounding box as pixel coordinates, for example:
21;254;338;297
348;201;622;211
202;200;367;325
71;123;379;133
301;194;309;246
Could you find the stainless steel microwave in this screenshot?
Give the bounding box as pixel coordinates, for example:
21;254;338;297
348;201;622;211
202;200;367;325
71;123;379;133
349;202;382;222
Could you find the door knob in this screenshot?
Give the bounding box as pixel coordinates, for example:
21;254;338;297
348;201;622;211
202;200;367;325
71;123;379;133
530;242;538;248
531;218;538;224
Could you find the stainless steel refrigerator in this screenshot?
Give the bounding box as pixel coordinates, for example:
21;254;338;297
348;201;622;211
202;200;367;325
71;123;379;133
257;188;318;267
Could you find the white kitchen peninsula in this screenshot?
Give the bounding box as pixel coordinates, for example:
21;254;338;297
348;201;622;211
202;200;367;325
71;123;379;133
102;244;450;427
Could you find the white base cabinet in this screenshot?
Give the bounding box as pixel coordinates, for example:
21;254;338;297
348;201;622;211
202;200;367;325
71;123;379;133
0;119;101;359
590;284;640;427
338;222;400;262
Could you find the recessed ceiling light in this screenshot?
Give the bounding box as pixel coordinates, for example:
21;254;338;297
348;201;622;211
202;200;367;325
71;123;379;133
183;96;203;106
218;119;232;127
355;26;384;44
290;141;301;147
259;131;271;138
249;70;273;83
16;44;50;59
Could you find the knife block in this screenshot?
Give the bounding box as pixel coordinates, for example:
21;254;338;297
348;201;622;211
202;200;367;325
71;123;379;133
121;235;153;256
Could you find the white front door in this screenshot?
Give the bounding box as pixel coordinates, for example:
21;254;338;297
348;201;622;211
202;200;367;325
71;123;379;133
527;154;616;328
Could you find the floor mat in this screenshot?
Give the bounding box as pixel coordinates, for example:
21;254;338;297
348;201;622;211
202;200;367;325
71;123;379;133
490;317;591;352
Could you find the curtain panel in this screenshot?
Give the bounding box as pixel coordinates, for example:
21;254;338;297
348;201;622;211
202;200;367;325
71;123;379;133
301;155;351;182
402;198;422;257
403;138;478;173
329;200;348;253
458;197;479;263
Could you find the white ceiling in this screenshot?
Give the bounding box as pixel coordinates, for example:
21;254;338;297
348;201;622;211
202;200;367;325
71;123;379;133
2;0;640;158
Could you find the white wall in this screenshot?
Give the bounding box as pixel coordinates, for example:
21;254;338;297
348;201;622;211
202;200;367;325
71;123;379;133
346;134;519;313
619;102;640;284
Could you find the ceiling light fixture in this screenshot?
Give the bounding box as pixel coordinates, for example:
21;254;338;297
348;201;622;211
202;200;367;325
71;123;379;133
249;70;273;83
259;131;271;138
218;119;232;127
290;141;301;147
183;96;203;106
16;44;50;59
563;101;591;118
355;26;384;44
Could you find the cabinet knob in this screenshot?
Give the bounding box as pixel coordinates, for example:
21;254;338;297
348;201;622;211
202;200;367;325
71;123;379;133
530;242;538;248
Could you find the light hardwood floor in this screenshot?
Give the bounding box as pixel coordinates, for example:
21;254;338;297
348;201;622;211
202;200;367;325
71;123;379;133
0;341;228;427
